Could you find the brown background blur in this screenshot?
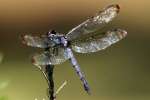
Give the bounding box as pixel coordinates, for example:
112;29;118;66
0;0;150;100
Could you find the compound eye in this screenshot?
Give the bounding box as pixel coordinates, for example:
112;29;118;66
51;30;56;34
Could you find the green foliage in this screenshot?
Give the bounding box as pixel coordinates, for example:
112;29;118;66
0;96;8;100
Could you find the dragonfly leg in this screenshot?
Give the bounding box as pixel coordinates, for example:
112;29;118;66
66;48;90;94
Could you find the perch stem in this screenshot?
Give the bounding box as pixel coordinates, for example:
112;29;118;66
45;65;55;100
44;47;55;100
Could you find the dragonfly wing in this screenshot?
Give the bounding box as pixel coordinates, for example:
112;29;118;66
32;47;70;66
71;29;127;53
22;34;50;48
66;4;120;41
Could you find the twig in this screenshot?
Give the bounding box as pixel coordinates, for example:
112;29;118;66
35;65;49;85
34;62;55;100
44;47;55;100
45;65;55;100
54;81;67;97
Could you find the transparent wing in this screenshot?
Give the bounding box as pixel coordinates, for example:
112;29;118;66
22;34;51;48
32;47;70;66
66;4;120;41
71;29;127;53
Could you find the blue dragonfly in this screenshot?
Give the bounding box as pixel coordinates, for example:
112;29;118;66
22;4;127;94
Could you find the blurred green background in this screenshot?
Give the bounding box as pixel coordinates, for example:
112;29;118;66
0;0;150;100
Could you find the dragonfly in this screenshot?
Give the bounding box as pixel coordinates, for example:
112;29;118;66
22;4;127;94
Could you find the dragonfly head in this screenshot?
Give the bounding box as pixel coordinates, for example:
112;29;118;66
51;30;56;34
47;30;57;37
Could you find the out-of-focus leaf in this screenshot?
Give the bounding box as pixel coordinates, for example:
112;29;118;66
0;96;8;100
0;81;9;90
